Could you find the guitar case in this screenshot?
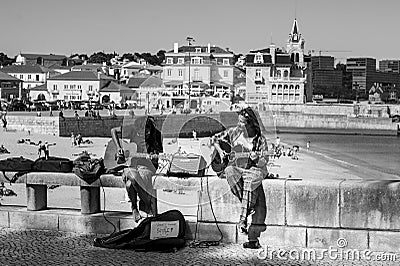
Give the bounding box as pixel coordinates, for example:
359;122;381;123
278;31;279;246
93;209;186;252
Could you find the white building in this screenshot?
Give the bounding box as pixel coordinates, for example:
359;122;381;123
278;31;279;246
245;18;308;104
46;71;100;102
1;65;56;90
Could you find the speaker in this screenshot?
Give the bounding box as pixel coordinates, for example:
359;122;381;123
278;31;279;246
167;154;207;177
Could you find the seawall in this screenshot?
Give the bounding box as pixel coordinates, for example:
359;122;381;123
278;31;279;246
5;110;398;137
2;174;400;252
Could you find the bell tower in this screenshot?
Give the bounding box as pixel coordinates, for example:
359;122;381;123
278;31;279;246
286;18;305;67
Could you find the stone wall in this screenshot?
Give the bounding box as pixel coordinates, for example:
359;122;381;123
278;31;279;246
5;109;397;138
6;115;59;135
2;173;400;252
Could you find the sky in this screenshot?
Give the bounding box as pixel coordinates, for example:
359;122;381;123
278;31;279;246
1;0;399;62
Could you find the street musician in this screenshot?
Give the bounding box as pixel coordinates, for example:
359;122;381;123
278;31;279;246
210;107;269;249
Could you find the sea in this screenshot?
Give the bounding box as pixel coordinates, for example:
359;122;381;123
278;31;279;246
276;133;400;180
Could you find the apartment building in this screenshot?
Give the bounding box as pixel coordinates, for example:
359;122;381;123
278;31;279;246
0;71;22;100
46;71;100;102
245;19;307;104
1;65;57;90
162;42;234;108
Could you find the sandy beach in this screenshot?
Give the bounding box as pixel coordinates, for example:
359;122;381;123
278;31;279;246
0;129;364;214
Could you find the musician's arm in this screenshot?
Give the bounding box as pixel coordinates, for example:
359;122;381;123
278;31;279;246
257;135;270;168
111;126;124;156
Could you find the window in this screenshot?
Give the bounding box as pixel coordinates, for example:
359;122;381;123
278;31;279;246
223;59;229;66
178;69;183;77
255;69;262;80
195;48;202;53
167;69;172;76
36;75;39;81
223;70;228;78
70;85;76;89
53;84;57;91
178;58;184;64
191;57;202;64
20;74;23;79
28;74;31;80
166;58;173;64
255;54;263;63
194;69;200;81
78;85;82;90
89;85;93;91
64;84;68;89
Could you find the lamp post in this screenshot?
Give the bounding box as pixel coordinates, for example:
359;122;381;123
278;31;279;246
186;37;195;110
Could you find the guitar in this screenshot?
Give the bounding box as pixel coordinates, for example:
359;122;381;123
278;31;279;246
104;139;171;170
211;139;272;174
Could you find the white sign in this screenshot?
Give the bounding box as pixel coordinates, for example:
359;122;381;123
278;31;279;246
150;221;180;240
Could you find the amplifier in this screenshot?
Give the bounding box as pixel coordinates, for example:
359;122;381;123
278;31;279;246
167;154;207;177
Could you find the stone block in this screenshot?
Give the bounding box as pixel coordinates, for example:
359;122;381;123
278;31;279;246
0;211;9;227
9;210;58;230
197;178;240;223
59;213;119;234
341;180;400;230
369;231;400;252
185;221;236;243
286;179;342;227
307;228;368;250
119;216;138;231
259;225;306;248
263;179;285;225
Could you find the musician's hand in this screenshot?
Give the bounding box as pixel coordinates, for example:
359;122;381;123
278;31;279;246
249;151;258;161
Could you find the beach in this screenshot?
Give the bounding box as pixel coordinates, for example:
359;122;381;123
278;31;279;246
0;129;365;213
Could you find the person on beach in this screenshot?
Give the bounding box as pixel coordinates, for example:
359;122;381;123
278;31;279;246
110;115;163;222
43;141;56;159
209;107;269;249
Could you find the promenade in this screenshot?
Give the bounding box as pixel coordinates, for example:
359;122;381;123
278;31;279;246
1;228;398;266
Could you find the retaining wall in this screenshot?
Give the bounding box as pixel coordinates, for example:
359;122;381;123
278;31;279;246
1;174;400;252
5;110;397;137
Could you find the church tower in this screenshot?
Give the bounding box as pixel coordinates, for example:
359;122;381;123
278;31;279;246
286;18;305;67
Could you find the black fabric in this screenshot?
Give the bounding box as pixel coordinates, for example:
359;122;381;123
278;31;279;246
93;210;186;251
0;157;35;183
73;155;105;184
32;156;73;173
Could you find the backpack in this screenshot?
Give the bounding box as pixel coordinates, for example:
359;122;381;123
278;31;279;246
93;209;186;252
32;156;74;173
73;154;105;184
0;156;35;183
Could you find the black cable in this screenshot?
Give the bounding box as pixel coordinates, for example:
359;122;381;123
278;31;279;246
99;176;117;235
189;167;223;248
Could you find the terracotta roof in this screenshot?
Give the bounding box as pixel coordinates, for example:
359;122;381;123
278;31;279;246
140;76;163;88
126;77;148;88
168;45;231;54
1;65;49;74
20;53;67;61
30;84;47;91
47;71;99;81
0;71;20;81
100;81;128;92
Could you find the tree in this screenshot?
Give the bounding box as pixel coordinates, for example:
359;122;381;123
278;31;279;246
0;52;14;66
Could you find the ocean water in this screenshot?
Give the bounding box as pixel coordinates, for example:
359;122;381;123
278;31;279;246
276;133;400;180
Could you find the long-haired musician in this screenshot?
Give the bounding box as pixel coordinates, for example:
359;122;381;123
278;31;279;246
210;107;269;249
111;115;163;222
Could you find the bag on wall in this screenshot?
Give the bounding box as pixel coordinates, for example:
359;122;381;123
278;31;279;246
73;154;105;184
32;156;74;173
0;156;35;183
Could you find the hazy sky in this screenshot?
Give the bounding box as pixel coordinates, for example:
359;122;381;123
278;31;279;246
1;0;398;61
